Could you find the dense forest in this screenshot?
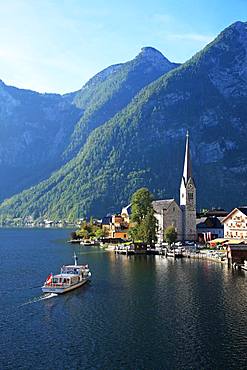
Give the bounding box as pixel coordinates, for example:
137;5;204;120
1;22;247;220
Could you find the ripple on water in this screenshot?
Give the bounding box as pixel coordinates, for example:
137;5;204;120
1;230;247;369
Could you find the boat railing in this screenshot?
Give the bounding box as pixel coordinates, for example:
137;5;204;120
45;283;70;288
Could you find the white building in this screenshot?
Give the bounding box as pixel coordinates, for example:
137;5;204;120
222;207;247;240
153;132;197;243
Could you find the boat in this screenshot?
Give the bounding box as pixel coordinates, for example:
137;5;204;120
166;249;175;257
42;253;91;294
80;240;96;246
241;260;247;271
165;247;184;258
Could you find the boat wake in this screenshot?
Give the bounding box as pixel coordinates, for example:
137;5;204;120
21;293;58;306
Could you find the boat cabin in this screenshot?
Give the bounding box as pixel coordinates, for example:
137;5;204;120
61;264;88;275
52;273;81;286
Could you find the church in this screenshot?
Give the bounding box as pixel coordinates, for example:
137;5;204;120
152;132;197;243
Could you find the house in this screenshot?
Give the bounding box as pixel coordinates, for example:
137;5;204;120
227;243;247;265
222;207;247;240
102;214;129;240
102;216;112;235
121;204;131;223
111;214;129;239
197;216;224;243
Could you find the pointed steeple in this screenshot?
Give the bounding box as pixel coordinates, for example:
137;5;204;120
182;130;192;186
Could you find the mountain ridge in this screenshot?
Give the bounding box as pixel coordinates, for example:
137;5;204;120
63;46;179;159
1;21;247;220
0;47;177;201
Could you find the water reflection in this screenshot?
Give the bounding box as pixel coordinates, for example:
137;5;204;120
1;229;247;369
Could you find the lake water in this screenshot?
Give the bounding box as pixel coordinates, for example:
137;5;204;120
1;228;247;370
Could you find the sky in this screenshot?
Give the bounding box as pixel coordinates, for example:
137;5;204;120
0;0;246;94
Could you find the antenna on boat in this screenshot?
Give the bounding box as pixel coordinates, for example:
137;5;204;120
74;252;78;266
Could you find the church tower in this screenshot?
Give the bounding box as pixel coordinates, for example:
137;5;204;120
180;131;197;241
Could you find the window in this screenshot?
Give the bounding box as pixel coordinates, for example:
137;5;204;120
188;192;193;200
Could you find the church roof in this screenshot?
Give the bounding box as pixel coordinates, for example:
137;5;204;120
182;131;193;186
121;204;132;215
152;199;176;213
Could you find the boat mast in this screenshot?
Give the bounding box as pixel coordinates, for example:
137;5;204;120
74;252;78;266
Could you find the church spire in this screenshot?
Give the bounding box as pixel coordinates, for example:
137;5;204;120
182;130;192;186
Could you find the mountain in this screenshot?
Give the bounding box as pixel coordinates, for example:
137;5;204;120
0;81;82;201
1;21;247;220
0;48;177;202
64;47;179;158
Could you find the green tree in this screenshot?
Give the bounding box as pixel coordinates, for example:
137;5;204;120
140;209;157;245
131;188;154;223
164;226;177;246
89;216;94;226
130;188;157;245
75;218;106;240
95;228;106;239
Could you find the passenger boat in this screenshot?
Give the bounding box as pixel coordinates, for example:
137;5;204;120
42;253;91;294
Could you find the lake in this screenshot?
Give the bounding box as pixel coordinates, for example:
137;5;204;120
1;228;247;370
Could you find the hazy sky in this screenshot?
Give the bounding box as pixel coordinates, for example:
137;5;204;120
0;0;246;94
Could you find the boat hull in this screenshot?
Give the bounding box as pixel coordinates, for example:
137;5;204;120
42;278;89;294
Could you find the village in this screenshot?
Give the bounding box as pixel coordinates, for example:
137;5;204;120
2;132;247;269
67;132;247;270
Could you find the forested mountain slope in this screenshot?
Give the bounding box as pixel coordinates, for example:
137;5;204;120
1;21;247;219
0;48;177;201
0;81;81;200
64;47;179;158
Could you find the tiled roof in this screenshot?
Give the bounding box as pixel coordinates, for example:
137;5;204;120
152;199;176;213
196;217;207;225
102;216;112;225
197;216;223;229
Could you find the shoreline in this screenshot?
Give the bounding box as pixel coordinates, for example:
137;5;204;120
103;245;228;264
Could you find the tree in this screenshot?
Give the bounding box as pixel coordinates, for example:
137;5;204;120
76;227;90;239
75;218;106;240
164;226;177;246
95;228;106;239
140;209;157;245
130;188;157;245
131;187;154;224
70;231;78;240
